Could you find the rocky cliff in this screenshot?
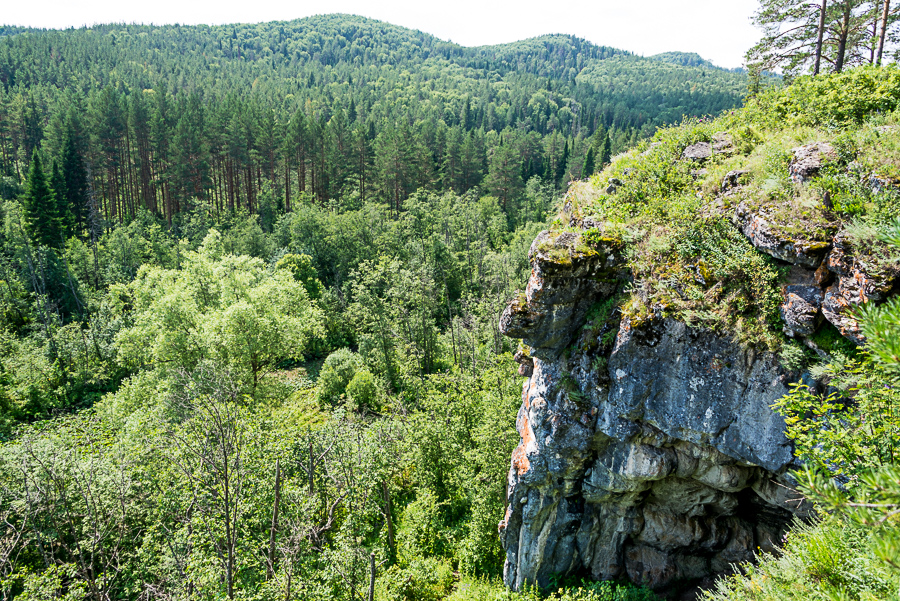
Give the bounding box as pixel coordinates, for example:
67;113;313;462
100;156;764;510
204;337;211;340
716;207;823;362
496;138;900;594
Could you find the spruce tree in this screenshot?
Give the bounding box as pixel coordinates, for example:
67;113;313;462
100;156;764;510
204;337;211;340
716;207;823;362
582;146;596;178
24;150;61;247
599;129;612;167
49;160;71;239
61;130;89;236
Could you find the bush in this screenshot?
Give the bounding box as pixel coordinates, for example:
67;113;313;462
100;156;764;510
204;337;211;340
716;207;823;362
346;369;379;412
275;252;324;299
446;577;661;601
703;515;897;601
455;496;506;576
751;65;900;127
396;490;452;563
316;348;363;407
375;557;454;601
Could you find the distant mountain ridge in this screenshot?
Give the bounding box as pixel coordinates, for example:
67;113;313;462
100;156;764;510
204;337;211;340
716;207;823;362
0;13;748;222
0;15;728;78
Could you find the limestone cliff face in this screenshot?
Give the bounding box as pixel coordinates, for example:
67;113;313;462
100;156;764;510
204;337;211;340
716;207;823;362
497;149;899;593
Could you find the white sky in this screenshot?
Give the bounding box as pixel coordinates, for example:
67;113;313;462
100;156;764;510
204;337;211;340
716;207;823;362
3;0;762;70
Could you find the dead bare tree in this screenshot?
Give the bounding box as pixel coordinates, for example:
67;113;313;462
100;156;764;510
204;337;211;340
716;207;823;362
0;417;136;601
164;364;248;600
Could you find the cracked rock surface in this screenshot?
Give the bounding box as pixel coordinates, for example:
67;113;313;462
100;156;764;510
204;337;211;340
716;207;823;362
498;235;811;594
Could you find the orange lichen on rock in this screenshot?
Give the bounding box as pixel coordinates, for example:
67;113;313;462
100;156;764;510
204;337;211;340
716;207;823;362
513;413;535;476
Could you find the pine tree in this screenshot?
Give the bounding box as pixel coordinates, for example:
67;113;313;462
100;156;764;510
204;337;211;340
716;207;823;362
24;150;61;247
747;0;882;77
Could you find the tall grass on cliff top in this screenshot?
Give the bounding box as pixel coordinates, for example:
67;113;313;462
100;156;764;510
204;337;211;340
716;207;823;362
556;66;900;357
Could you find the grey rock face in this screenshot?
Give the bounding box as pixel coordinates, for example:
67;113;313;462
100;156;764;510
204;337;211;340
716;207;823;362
500;230;624;355
790;143;838;183
499;237;808;594
733;202;831;268
682;142;712;162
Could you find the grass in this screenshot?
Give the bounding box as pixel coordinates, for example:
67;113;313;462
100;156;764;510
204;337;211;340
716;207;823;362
702;516;899;601
541;68;900;353
446;577;661;601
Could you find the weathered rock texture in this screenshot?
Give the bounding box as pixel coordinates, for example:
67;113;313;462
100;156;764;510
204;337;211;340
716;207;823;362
498;233;811;594
498;141;899;594
789;143;838;183
732;202;831;268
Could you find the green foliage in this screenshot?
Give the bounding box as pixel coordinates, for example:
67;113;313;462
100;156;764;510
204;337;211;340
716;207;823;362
116;230;323;391
0;15;747;229
396;491;454;564
23;150;61;247
750;66;900;127
447;578;661;601
703;515;898;601
779;340;809;371
6;565;87;601
316;348;364;407
376;557;455;601
346;368;380;412
576;55;746;129
860;298;900;381
276;252;325;299
775;359;900;478
745;0;893;80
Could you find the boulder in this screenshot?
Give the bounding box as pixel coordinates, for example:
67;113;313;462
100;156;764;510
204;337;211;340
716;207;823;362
789;143;838;183
514;350;535;377
682;142;712;162
781;285;824;338
712;132;734;154
721;170;750;192
734;202;831;268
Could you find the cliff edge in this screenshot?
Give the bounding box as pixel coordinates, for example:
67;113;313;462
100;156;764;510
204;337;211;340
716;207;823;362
497;70;900;595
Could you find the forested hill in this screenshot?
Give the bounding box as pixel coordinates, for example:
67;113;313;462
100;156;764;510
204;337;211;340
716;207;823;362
0;14;746;224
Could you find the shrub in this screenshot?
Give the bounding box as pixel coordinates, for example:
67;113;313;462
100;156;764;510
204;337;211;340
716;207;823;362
317;348;364;407
375;557;454;601
751;65;900;128
395;490;452;563
346;369;380;412
703;516;897;601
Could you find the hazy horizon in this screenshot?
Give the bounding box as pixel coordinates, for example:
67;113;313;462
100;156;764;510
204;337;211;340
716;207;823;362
2;1;761;69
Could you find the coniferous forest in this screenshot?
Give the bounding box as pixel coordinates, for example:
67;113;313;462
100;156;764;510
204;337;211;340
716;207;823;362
1;6;899;601
0;15;747;225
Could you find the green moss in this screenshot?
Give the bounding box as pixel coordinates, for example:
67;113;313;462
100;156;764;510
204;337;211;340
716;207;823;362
568;70;900;349
811;322;859;357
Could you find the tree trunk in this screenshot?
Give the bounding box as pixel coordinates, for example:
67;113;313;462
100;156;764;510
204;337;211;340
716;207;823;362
309;438;315;496
815;0;828;74
877;0;892;64
382;481;395;559
367;553;376;601
835;2;853;72
267;459;281;579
